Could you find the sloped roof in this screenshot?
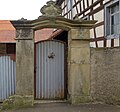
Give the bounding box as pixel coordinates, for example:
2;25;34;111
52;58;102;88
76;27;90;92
35;28;53;42
0;20;15;30
0;20;16;43
0;20;53;43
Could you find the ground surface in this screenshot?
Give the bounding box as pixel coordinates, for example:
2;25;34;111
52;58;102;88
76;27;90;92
2;102;120;112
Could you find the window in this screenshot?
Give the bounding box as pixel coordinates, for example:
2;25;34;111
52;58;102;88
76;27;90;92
67;0;73;19
67;0;72;11
105;0;120;39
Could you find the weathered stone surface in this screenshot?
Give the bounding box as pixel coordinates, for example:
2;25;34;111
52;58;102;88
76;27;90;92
40;0;62;17
16;29;34;96
67;25;91;104
11;5;95;104
1;95;34;110
16;29;33;40
70;47;90;64
68;64;90;96
31;16;96;31
70;95;92;104
69;28;90;40
91;47;120;104
70;40;90;48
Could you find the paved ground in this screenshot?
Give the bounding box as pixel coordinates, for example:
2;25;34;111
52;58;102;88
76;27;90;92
2;102;120;112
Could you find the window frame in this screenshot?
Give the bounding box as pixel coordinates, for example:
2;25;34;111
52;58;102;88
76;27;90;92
67;0;73;11
104;0;120;39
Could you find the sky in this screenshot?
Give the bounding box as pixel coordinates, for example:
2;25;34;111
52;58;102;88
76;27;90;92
0;0;54;20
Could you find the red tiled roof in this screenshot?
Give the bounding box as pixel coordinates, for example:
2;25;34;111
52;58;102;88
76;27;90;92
0;30;16;43
0;20;16;43
0;20;54;43
0;20;15;30
35;28;53;42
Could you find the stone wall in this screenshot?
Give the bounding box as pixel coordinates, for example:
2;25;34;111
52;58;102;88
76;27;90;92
16;28;34;96
91;47;120;104
68;28;91;104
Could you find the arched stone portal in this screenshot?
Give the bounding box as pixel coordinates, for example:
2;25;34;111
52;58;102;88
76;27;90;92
11;0;96;104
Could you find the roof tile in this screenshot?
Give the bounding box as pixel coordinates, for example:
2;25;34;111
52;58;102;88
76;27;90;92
0;20;54;43
0;20;15;30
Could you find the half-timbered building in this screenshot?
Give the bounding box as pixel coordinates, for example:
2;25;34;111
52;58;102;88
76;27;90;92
56;0;120;48
0;1;120;105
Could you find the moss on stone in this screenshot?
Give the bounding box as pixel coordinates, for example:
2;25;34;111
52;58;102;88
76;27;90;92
0;95;34;111
70;95;93;104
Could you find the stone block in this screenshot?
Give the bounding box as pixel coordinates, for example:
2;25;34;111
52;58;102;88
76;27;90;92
1;95;34;110
16;39;34;95
70;47;90;64
68;64;77;95
69;28;90;40
16;28;33;40
70;40;90;48
68;64;90;97
70;95;92;104
79;64;90;96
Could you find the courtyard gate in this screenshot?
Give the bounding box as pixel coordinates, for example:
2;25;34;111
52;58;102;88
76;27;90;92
0;55;16;102
35;40;66;100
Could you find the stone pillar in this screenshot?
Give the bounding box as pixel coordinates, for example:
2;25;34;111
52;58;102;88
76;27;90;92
68;28;91;104
16;28;34;97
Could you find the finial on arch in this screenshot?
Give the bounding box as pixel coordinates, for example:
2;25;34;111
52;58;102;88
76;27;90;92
40;0;62;17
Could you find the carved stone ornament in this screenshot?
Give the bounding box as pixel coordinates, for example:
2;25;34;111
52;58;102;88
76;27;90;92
16;29;33;40
40;0;62;16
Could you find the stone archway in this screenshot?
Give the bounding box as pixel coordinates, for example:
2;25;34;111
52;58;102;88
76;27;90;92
11;0;96;104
